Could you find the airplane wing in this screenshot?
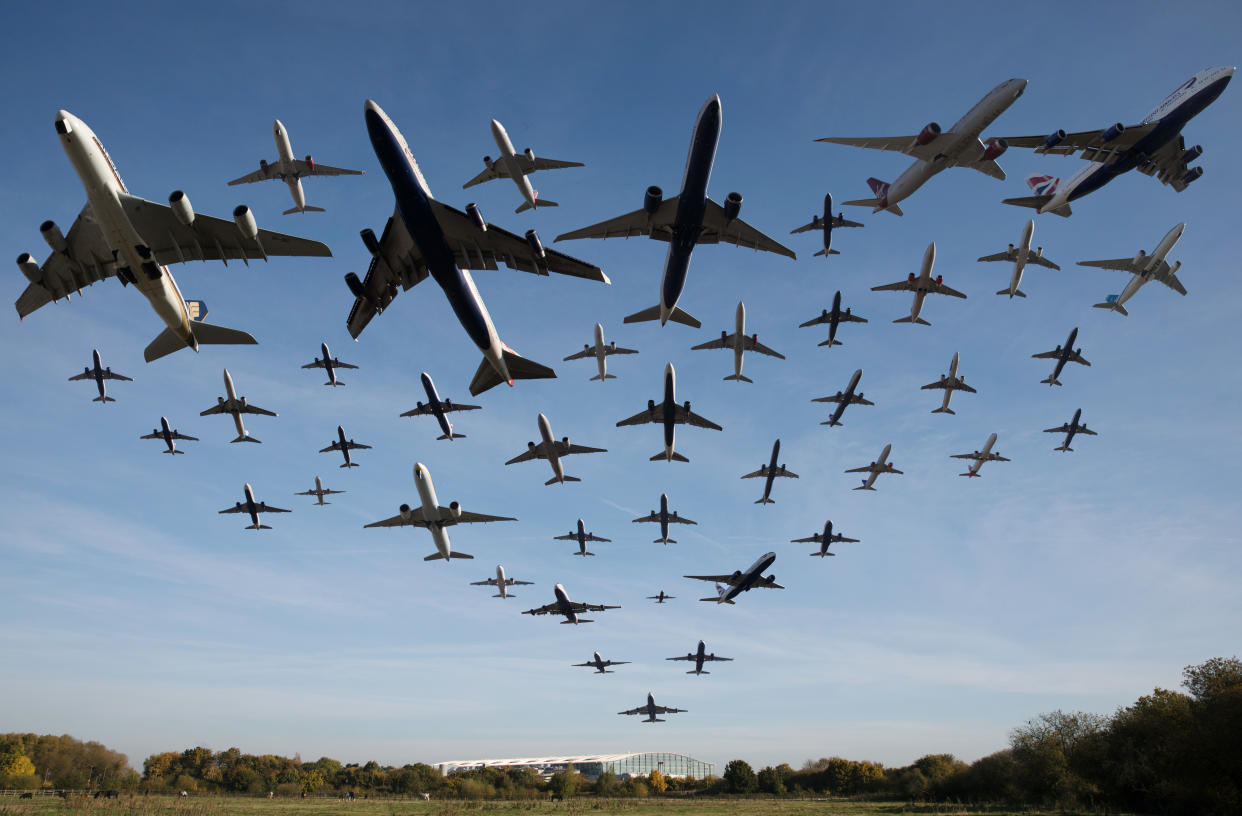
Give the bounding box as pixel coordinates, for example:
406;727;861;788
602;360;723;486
666;655;696;662
977;249;1018;263
320;442;343;453
363;508;432;528
989;122;1159;161
199;402;228;416
1078;427;1099;436
605;345;639;356
1043;424;1071;434
651;704;686;714
690;334;733;351
755;576;784;589
582;533;611;542
332;360;360;369
301;360;327;370
1031;349;1062;360
740;466;768;479
578;602;620;612
139;431;162;439
505;441;553;465
463;164;505;188
631;512;659;524
563;348;595;361
790;534;821;543
844;464;878;474
703;655;733;662
227;164;278;185
815;133;947;163
96;371;131;381
699;198;797;258
521;603;559;616
239;404;277;417
931;282;968;299
1077;258;1139;273
555;196;681;242
15;205;119;318
669;515;697;526
507;580;535;586
556;440;607;456
523;155;584;173
670;403;723;431
346;212;426;338
790;219;823;235
451;508;517;524
617;706;647;715
67;371;94;381
742;336;785;359
1028;255;1061;271
218;505;248;514
950;452;984;460
1135;135;1201;192
1069;351;1091;366
170;431;199;441
289;159;364;178
813;393;875;406
684;574;737;584
989;453;1011;462
616;404;663;427
399;402;482;417
254;503;290;514
470;578;500;586
871;279;918;293
834;535;861;543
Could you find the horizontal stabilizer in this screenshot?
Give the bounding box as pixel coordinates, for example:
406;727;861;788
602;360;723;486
573;551;596;557
231;434;261;443
754;497;775;505
1002;195;1072;217
650;450;690;463
723;374;753;383
589;373;617;381
493;592;514;598
931;407;955;415
657;538;677;544
547;475;582;485
246;524;273;530
699;596;734;603
284;205;326;215
687;670;709;674
893;316;931;325
842;197;903;216
515;199;558;214
1055;445;1073;452
163;449;185;455
813;248;841;257
436;432;467;440
146;321;258;363
92;395;116;403
997;288;1027;298
560;618;591;624
624;303;701;328
853;485;876;491
810;551;836;556
1093;301;1128;316
469;348;556;396
817;338;843;347
340;462;360;468
819;418;842;426
325;380;345;386
1040;377;1063;386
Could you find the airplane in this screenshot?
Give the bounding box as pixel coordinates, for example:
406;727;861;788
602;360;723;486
139;416;197;454
951;432;1010;477
399;372;480;441
295;476;344;506
812;368;873;427
690;301;785;383
463;119;583;213
618;692;685;723
1044;408;1098;452
555;95;795;328
817;78;1027;215
562;323;639;382
798;291;868;348
633;493;697;544
647;590;676;604
344;100;608;396
667;640;733;675
554;519;610;557
615;363;722;462
686;551;783;604
1080;222;1187;316
302;342;358;386
574;652;630;674
504;413;606;485
320;425;371;468
741;439;799;504
470;565;533;599
992;67;1234;216
792;520;860;557
921;352;977;415
846;443;903;491
976;219;1061;298
15;111;331;362
790;193;864;256
1032;327;1090;386
871;242;967;325
199;369;277;443
69;349;131;403
363;463;516;561
228;119;365;214
218;483;290;530
522;583;620;624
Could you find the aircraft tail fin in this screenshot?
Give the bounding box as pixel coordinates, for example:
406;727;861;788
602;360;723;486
515;198;558;214
92;395;116;403
547;475;581;485
469;347;556;396
436;432;467;440
284;205;326;215
623;303;701;328
231;434;261;444
997;288;1027;297
893;316;931;326
589;373;617;381
1041;376;1063;386
931;406;956;415
813;248;841;257
723;373;753;383
817;337;843;347
651;450;689;463
1093;298;1128;316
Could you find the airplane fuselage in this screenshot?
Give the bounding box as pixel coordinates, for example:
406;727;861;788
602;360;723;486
937;353;961;412
552;583;583;624
827;290;844;345
1116;222;1185;308
319;342;340;385
334;425;353;467
758;439;781;502
537;412;566;483
827;369;863;426
222;369;249;439
1005;219;1036;296
242;483;261;528
591;323;609;380
311;475;328;504
87;348;107;399
815;521;837;556
718;551;777;603
272;120;308;211
908;243;937;322
413;463;453;559
419;372;455;439
490;119;540;211
730;301;748;379
963;432;998;477
158;416;176;452
660;363;678;458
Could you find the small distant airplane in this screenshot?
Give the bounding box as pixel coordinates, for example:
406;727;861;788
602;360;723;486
921;352;977;415
364;463;516;561
218;483;290;530
574;652;630;674
228;119;364;214
399;372;480;441
871;242;967;325
69;349;132;403
562;323;639;382
320;425;371;468
799;290;868;348
741;439;798;504
667;640;733;675
648;590;676;604
1081;222;1187;316
686;551;783;604
554;519;610;557
1032;327;1090;386
793;520;860;557
463;119;583;213
691;301;784;383
952;432;1010;477
139;416;197;454
556;95;795;329
790;193;864;256
818;78;1027;215
615;362;722;462
812;368;873;427
976;219;1061;298
618;692;685;723
1045;408;1098;452
633;493;697;544
846;443;903;491
296;476;344;506
470;565;533;599
522;583;620;624
504;413;606;485
302;342;358;386
199;369;277;443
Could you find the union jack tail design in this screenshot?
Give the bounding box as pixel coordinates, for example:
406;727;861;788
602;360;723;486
1026;174;1060;196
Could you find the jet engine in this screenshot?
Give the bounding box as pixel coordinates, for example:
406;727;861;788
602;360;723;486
1182;166;1204;185
360;228;380;255
483;155;493;169
1101;122;1125;143
524;147;535;162
982;138;1008;161
447;501;462;519
1042;129;1067;150
647;399;656;411
730;570;742;581
683;400;691;412
17;253;41;284
443;398;453;408
415;401;424;411
40;221;67;254
259;158;269;173
934;275;943;286
305;155;316;173
466;202;487;231
915;122;941;146
239;397;248;408
766;574;776;585
233;205;259;240
527;441;537;451
562;436;571;448
169;190;195;226
1181;145;1203;164
344;272;367;300
723;191;742;221
644;185;663;214
524;229;546;259
399;503;412;520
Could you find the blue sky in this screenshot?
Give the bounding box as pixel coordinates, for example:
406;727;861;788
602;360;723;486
2;0;1240;774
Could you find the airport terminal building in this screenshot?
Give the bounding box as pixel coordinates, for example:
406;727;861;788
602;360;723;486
434;752;713;780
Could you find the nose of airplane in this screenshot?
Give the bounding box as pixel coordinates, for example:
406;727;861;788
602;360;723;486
54;110;75;135
413;463;427;480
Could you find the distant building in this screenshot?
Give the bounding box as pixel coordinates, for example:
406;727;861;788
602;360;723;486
433;752;712;780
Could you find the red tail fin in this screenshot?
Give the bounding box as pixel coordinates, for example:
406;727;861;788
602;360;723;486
866;177;891;199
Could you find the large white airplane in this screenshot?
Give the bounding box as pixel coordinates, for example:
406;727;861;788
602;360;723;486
504;413;606;485
463;119;583;213
470;565;533;599
364;463;516;561
993;67;1234;216
615;363;722;462
846;443;903;491
685;551;783;604
1080;222;1187;316
871;242;967;325
818;78;1027;215
562;323;639;382
976;219;1061;298
218;483;290;530
618;692;685;723
921;352;977;415
522;583;620;625
295;476;344;506
16;111;331;362
667;640;733;675
199;369;277;443
69;349;131;403
574;652;630;674
951;432;1010;478
139;416;197;455
690;301;784;383
228;119;364;214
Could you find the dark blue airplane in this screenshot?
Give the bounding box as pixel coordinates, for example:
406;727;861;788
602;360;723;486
792;521;861;557
799;290;868;348
741;439;799;505
399;372;480;441
1044;408;1098;452
1032;327;1090;386
812;369;873;427
69;348;131;403
616;363;722;462
789;193;864;257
